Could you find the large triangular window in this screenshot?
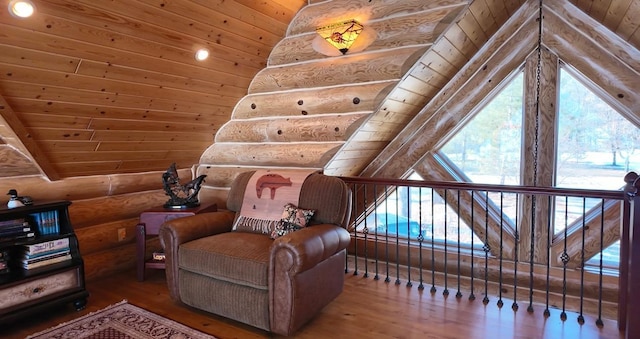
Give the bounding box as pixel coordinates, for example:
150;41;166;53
438;71;524;226
356;72;524;246
554;68;639;236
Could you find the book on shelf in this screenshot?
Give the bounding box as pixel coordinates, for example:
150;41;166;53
0;224;32;237
22;237;70;256
30;210;60;236
21;249;71;265
0;218;27;228
0;218;31;237
21;247;70;261
21;253;72;270
0;231;35;243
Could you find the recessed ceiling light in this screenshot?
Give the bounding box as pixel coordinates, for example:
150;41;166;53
9;0;35;18
195;48;209;61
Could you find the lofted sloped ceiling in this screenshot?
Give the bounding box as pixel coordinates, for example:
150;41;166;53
197;0;639;201
0;0;305;180
362;0;639;181
0;0;638;189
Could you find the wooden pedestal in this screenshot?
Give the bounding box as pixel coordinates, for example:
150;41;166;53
136;203;217;281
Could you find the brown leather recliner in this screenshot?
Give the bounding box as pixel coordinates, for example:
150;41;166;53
159;171;352;336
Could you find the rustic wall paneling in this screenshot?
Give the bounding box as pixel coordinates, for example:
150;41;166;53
0;0;304;179
231;82;393;120
268;6;464;65
360;5;538;179
198;0;467;190
0;94;53;178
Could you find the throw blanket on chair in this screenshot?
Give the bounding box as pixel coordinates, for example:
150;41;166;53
233;169;317;234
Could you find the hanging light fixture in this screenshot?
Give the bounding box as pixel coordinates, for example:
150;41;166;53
316;20;364;55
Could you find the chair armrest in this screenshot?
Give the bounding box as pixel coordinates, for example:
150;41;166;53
269;224;350;275
269;224;350;335
159;210;236;302
159;211;236;249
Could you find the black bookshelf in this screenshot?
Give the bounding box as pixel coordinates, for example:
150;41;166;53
0;200;88;323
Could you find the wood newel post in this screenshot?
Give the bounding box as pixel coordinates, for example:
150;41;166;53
620;171;639;338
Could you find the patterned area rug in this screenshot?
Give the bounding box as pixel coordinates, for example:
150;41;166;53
26;300;216;339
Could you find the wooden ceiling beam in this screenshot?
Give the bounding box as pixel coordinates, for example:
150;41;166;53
358;2;538;179
0;93;59;180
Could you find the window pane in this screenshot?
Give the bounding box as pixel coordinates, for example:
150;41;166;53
556;69;639;191
439;72;523;224
440;72;523;186
555;68;639;268
555;69;640;238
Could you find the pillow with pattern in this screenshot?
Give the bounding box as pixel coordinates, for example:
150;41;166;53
271;203;315;239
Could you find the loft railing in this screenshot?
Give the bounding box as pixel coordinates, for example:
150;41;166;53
339;172;639;339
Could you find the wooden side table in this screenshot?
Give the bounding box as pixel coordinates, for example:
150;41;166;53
136;203;217;281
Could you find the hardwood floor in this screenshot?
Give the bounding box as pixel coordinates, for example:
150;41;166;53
4;268;623;339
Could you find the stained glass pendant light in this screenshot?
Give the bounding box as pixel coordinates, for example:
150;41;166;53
316;20;364;55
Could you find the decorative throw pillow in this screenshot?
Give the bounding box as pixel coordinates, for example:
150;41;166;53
270;203;315;239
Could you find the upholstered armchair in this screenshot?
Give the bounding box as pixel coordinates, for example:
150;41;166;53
158;171;352;336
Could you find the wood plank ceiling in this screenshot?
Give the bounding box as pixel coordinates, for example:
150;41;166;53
0;0;638;183
0;0;305;179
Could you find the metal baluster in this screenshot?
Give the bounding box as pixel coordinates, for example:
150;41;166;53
456;190;462;298
498;192;504;308
596;200;605;327
512;193;519;311
469;190;476;301
431;188;437;294
577;197;586;324
353;183;359;276
418;186;425;291
363;184;369;278
384;185;390;283
544;196;551;317
561;196;570;320
443;190;449;297
406;186;413;288
483;190;490;305
528;193;536;313
374;184;380;281
395;193;401;286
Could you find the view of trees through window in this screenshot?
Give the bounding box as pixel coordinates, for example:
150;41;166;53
555;68;639;266
440;72;523;187
355;65;638;269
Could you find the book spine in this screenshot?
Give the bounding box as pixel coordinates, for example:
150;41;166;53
0;218;26;227
22;253;72;270
0;232;35;242
0;225;31;236
23;237;70;255
22;250;71;264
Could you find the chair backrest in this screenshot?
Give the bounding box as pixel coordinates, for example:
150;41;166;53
226;171;351;228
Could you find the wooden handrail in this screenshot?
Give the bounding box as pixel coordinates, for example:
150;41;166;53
338;176;624;200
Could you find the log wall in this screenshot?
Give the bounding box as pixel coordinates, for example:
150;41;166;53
197;0;468;190
0;168;203;281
